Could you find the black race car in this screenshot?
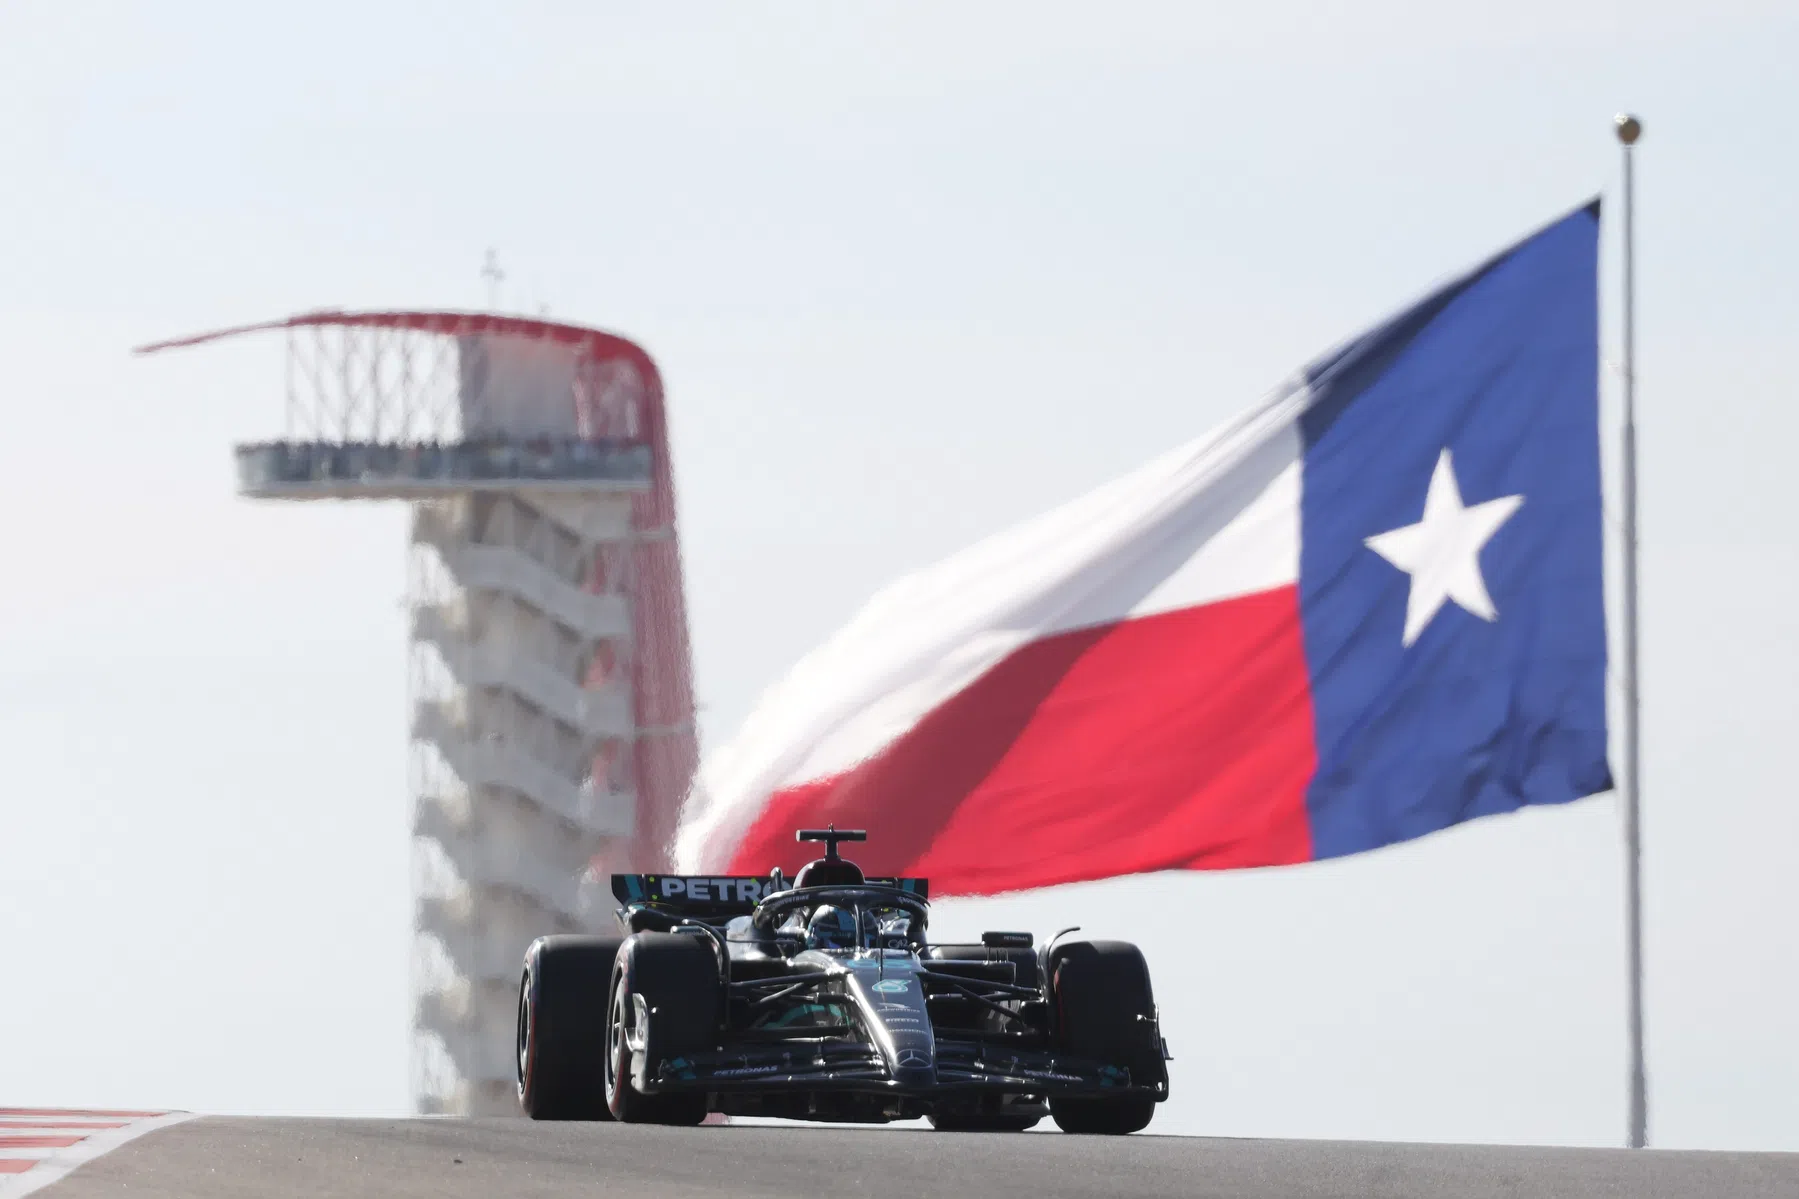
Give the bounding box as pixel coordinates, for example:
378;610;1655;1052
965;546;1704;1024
516;827;1171;1133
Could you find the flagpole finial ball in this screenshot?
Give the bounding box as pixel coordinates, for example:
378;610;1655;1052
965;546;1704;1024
1614;114;1643;145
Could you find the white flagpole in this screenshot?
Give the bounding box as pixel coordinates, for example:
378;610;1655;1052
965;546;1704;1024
1614;111;1648;1151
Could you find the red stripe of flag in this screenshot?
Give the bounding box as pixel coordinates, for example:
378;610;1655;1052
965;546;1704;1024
728;586;1317;894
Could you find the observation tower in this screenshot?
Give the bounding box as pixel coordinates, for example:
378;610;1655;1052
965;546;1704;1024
137;311;700;1115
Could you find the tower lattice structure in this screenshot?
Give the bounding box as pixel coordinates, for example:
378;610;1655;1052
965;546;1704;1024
138;311;700;1115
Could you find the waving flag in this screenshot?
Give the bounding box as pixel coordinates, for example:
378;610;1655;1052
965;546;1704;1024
676;202;1612;896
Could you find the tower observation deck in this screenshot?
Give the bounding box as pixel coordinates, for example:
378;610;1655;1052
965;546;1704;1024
138;311;700;1115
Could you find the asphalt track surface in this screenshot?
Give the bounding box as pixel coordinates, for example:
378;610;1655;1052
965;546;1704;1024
40;1117;1799;1199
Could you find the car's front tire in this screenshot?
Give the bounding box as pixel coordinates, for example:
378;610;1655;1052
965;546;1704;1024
1046;939;1164;1135
517;935;622;1120
603;932;718;1125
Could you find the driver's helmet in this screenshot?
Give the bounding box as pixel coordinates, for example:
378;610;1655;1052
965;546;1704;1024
805;904;860;951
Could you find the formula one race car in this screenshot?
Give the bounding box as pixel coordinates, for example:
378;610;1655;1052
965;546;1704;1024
515;827;1171;1133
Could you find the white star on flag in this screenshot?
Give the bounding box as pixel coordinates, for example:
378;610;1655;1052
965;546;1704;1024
1365;448;1524;647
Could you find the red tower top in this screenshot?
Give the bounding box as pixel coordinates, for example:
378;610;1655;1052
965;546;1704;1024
141;309;699;872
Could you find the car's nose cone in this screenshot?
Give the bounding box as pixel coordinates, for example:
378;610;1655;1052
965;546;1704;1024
843;953;938;1088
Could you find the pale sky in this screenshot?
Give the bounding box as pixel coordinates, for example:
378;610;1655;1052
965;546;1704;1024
0;0;1794;1151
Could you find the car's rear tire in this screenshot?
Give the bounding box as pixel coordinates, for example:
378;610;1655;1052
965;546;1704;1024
1046;939;1163;1135
517;935;622;1120
604;932;718;1126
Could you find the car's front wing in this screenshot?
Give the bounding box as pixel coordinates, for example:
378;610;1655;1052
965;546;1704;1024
640;1036;1155;1098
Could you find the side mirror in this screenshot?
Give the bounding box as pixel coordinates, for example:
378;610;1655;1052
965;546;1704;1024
981;931;1033;949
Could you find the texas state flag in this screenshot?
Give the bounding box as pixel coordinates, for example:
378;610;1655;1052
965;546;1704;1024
675;201;1613;896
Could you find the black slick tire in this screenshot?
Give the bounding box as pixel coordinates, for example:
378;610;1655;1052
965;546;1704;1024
604;932;719;1125
1046;939;1163;1135
517;935;623;1120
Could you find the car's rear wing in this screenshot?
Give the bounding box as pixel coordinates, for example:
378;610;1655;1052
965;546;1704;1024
611;873;929;921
